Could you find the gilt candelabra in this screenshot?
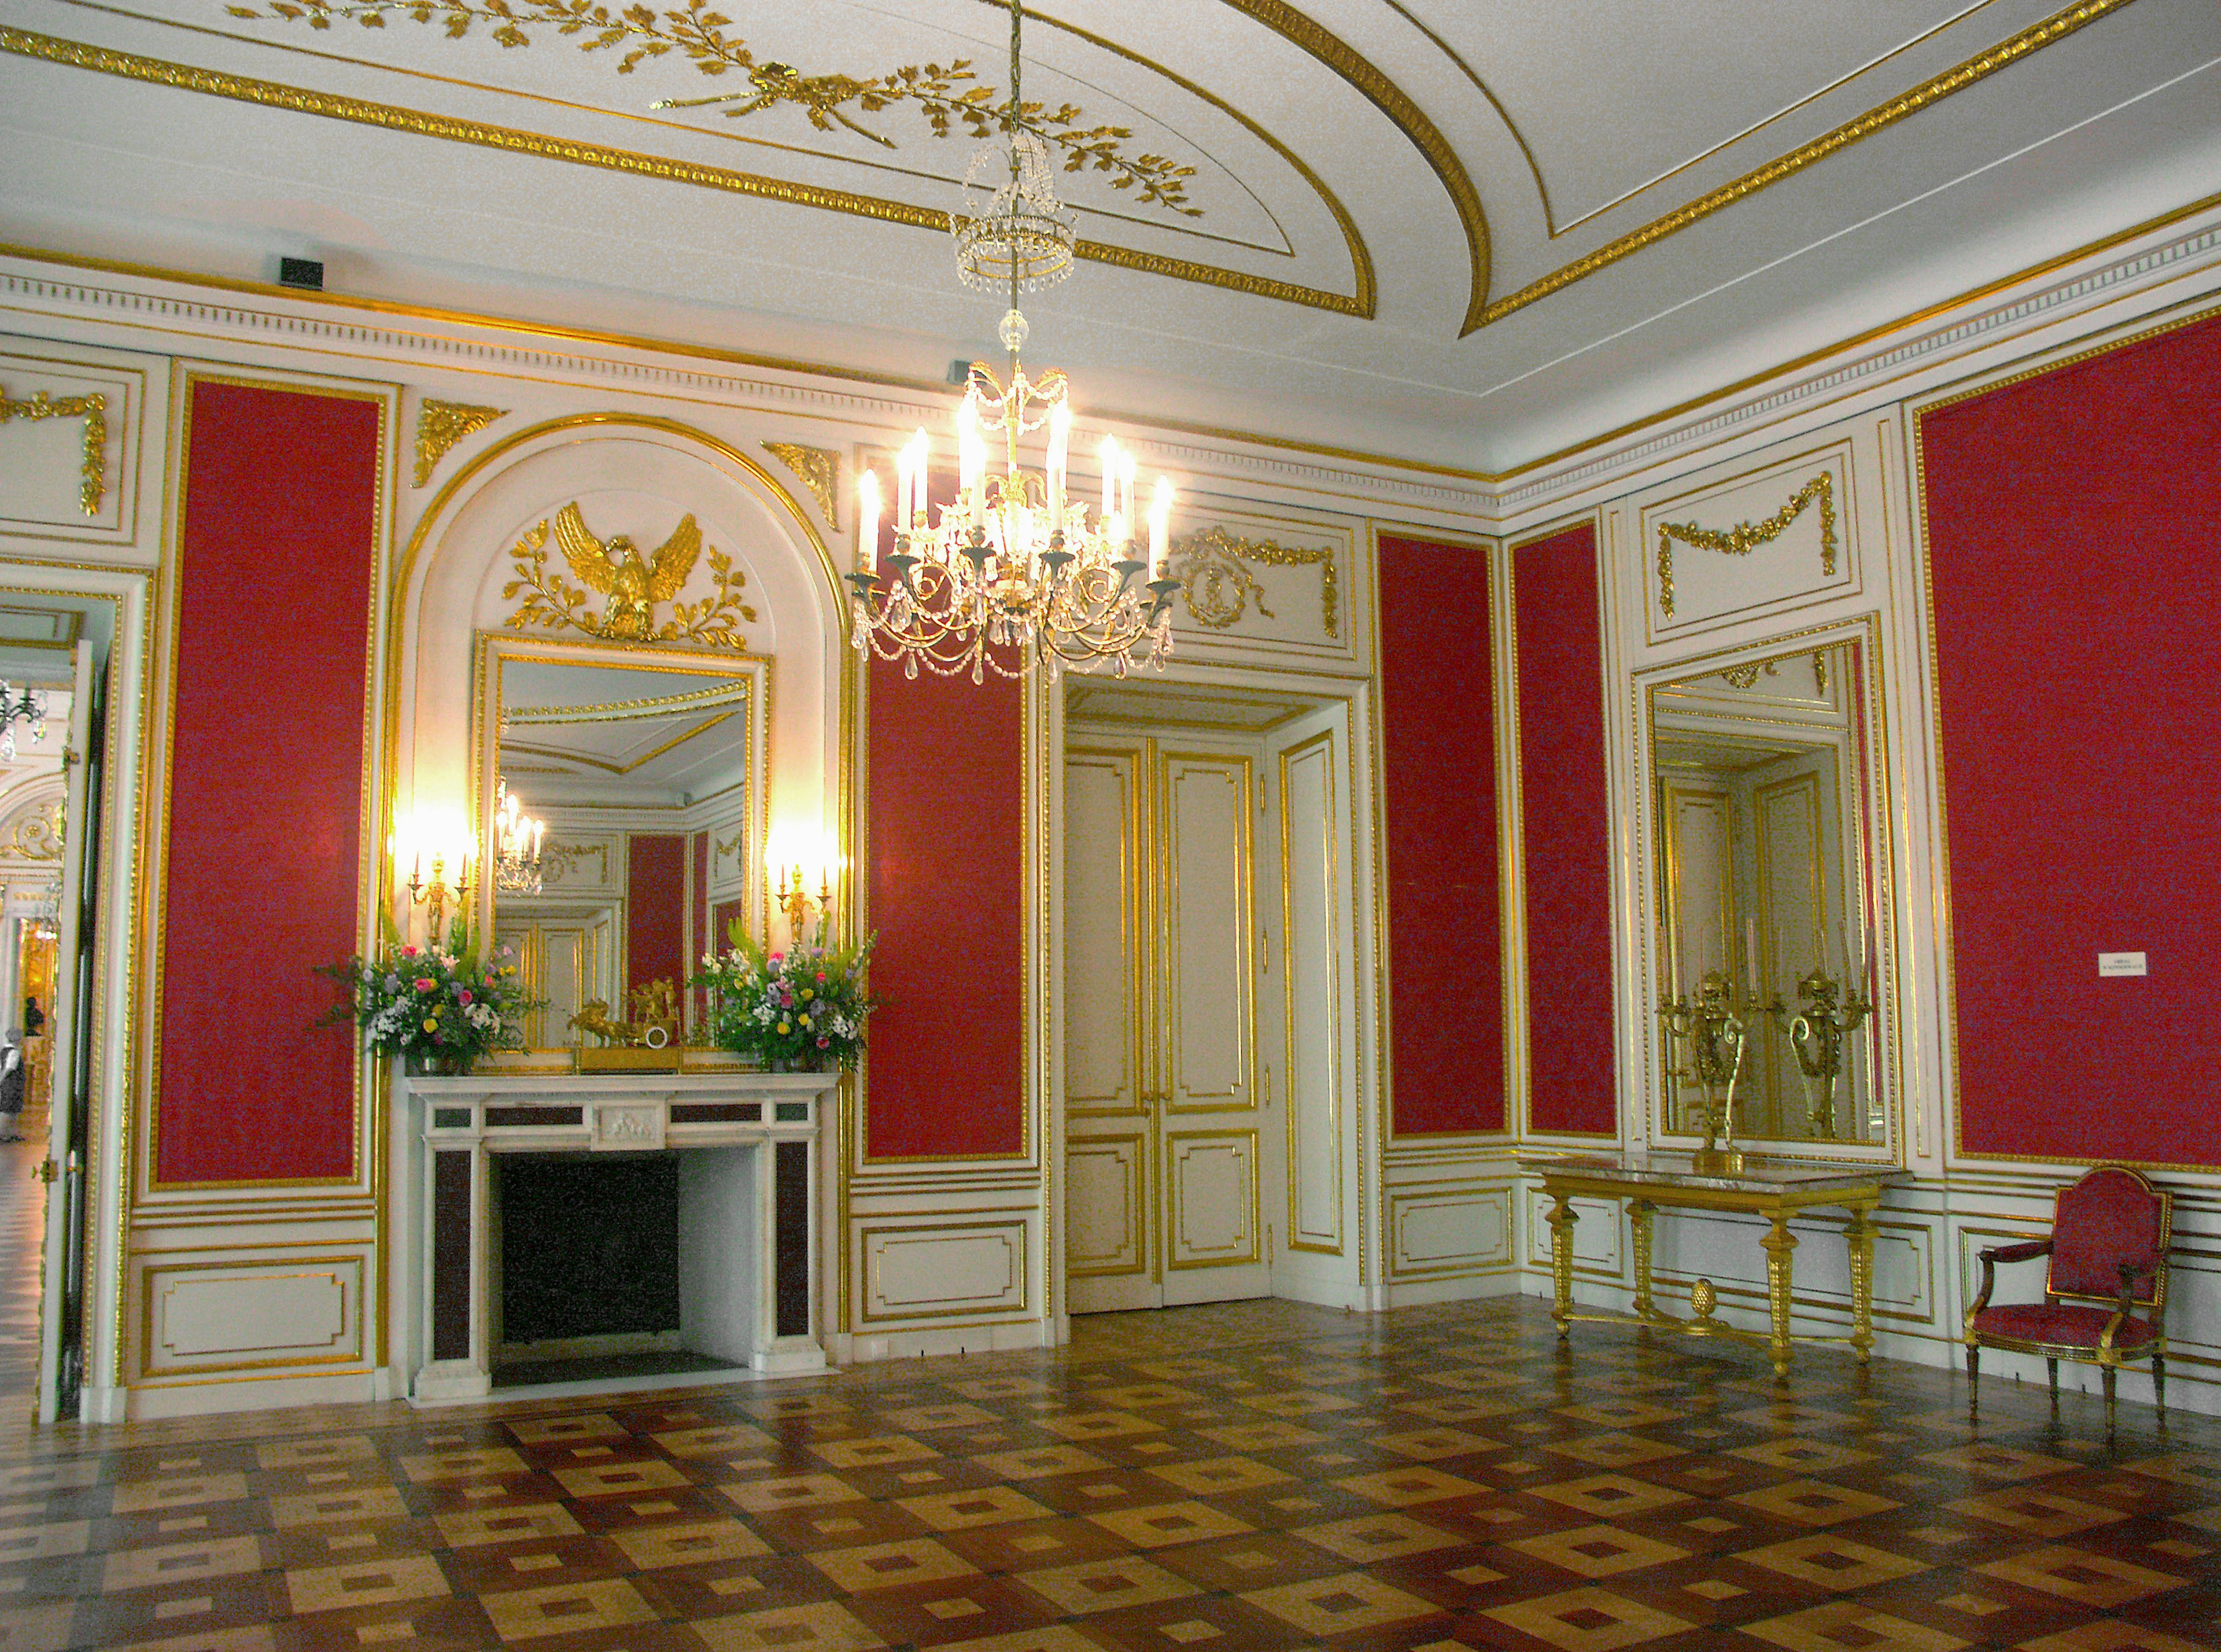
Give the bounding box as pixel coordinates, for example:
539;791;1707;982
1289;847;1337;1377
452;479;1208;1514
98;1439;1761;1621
1781;968;1873;1140
1659;970;1762;1174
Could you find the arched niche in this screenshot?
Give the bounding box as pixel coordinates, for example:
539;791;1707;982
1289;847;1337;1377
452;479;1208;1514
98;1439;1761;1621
391;417;850;943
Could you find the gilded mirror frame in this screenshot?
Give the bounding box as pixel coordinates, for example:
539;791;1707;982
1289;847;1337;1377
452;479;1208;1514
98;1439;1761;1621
1639;614;1901;1164
469;630;772;1056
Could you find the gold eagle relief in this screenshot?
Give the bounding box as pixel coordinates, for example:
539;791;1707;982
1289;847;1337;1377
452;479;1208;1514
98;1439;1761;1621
504;503;758;647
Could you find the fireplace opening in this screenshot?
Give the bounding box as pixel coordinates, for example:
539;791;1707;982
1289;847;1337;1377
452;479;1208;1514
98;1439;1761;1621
489;1149;759;1389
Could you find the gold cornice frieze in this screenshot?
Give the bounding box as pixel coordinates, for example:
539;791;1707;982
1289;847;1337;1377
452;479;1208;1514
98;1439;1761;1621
0;26;1364;318
1478;0;2141;327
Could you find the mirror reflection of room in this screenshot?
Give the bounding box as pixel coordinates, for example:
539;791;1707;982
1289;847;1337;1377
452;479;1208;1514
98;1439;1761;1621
1654;640;1877;1146
487;648;756;1054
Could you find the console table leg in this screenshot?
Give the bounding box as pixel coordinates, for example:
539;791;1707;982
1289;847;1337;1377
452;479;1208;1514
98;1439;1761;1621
1846;1211;1877;1365
1629;1200;1655;1322
1762;1212;1798;1380
1546;1192;1577;1338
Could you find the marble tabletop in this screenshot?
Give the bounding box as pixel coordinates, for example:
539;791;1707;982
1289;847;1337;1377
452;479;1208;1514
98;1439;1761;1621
1517;1148;1908;1194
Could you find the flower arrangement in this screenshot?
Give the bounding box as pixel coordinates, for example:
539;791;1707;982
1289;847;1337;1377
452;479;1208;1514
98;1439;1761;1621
322;916;543;1074
691;920;878;1071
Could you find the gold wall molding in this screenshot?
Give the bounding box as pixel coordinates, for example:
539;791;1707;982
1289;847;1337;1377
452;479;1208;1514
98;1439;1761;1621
1656;473;1836;619
761;442;840;532
1478;0;2138;327
503;503;756;647
411;397;505;487
1171;526;1339;637
0;28;1361;318
1216;0;1490;335
0;383;106;514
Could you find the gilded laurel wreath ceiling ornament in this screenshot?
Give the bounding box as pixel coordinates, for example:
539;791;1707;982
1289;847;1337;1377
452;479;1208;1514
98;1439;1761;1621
502;503;757;647
223;0;1201;216
1655;471;1837;619
0;385;106;515
1171;528;1339;637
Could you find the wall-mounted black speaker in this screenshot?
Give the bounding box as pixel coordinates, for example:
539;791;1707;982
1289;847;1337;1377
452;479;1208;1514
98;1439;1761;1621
277;257;324;291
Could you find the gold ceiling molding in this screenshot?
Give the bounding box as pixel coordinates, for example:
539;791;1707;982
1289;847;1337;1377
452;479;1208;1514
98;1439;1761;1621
761;441;840;531
0;383;107;514
1656;473;1836;619
503;503;757;646
0;27;1363;316
227;0;1202;217
1217;0;1490;335
411;397;505;486
1480;0;2139;328
1377;0;1555;237
1171;526;1339;637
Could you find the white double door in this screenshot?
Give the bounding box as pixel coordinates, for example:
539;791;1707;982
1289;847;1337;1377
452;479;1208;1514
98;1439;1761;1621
1062;706;1344;1314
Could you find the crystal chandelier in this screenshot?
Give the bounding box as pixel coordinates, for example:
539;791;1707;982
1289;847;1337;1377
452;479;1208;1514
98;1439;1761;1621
0;681;47;765
492;779;546;896
847;0;1178;683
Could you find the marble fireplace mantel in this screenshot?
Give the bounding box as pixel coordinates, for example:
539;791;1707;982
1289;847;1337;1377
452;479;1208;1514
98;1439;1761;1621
387;1071;838;1403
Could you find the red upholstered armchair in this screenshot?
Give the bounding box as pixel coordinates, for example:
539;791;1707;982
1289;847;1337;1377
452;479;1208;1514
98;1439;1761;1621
1964;1165;2172;1431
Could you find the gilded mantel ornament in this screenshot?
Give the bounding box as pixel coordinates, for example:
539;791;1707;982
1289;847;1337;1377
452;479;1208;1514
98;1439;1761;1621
1170;528;1340;638
762;441;840;530
1655;471;1837;619
503;503;757;647
0;385;106;515
413;399;507;486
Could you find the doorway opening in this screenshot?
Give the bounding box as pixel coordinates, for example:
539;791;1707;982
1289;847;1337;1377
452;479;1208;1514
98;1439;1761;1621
1060;679;1356;1317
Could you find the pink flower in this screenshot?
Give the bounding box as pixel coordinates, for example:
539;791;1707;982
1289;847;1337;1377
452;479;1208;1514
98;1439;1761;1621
401;945;420;958
768;952;784;967
415;978;436;993
816;971;828;983
458;990;474;1006
816;1035;831;1048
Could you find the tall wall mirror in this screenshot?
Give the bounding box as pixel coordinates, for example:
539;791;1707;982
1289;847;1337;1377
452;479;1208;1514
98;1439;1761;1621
1649;633;1890;1153
474;637;767;1054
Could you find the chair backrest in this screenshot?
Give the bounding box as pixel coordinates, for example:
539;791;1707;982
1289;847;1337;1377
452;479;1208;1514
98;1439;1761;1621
2049;1165;2170;1306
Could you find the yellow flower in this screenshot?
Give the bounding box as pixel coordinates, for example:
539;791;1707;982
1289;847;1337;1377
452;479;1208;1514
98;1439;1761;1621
422;1017;438;1032
801;987;816;1002
777;1021;791;1035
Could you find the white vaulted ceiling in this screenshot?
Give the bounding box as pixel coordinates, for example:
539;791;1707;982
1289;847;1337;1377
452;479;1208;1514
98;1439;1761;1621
2;0;2217;468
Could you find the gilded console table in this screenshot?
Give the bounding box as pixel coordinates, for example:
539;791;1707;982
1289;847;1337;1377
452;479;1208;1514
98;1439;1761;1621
1521;1152;1906;1378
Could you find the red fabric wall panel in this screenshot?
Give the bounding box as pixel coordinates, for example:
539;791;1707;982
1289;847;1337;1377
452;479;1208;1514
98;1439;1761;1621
865;659;1025;1158
626;834;687;1000
1921;312;2221;1166
1514;525;1617;1135
156;381;379;1184
1378;536;1504;1134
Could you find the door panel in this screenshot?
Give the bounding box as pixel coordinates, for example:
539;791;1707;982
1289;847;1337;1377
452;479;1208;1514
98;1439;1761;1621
1276;726;1345;1258
1064;743;1154;1314
1161;754;1252;1112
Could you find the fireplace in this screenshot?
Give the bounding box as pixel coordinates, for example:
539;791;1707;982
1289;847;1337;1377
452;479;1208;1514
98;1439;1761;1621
390;1071;833;1402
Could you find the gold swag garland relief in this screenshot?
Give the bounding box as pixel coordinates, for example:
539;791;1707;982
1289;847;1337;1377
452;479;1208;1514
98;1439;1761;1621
0;385;106;515
1170;526;1339;638
1655;472;1836;620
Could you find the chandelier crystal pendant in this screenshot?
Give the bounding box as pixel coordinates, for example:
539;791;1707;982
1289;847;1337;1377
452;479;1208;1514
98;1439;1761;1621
491;779;546;897
0;681;48;766
846;0;1178;683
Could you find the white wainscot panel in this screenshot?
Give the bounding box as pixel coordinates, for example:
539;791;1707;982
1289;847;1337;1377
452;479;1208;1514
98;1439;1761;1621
143;1258;363;1377
1525;1188;1622;1274
1162;508;1360;672
1390;1187;1511;1279
1640;444;1859;640
861;1221;1029;1324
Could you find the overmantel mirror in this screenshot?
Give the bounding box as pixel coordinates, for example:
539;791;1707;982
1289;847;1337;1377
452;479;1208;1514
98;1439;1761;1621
1647;628;1895;1160
472;634;769;1056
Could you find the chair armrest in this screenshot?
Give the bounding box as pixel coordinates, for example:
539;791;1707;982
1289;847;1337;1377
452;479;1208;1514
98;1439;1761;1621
1967;1238;2051;1331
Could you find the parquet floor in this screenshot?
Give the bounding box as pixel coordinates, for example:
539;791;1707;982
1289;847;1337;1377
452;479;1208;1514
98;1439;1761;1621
0;1285;2215;1650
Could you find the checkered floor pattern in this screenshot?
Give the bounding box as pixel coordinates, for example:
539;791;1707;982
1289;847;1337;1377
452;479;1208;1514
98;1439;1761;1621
0;1292;2216;1650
